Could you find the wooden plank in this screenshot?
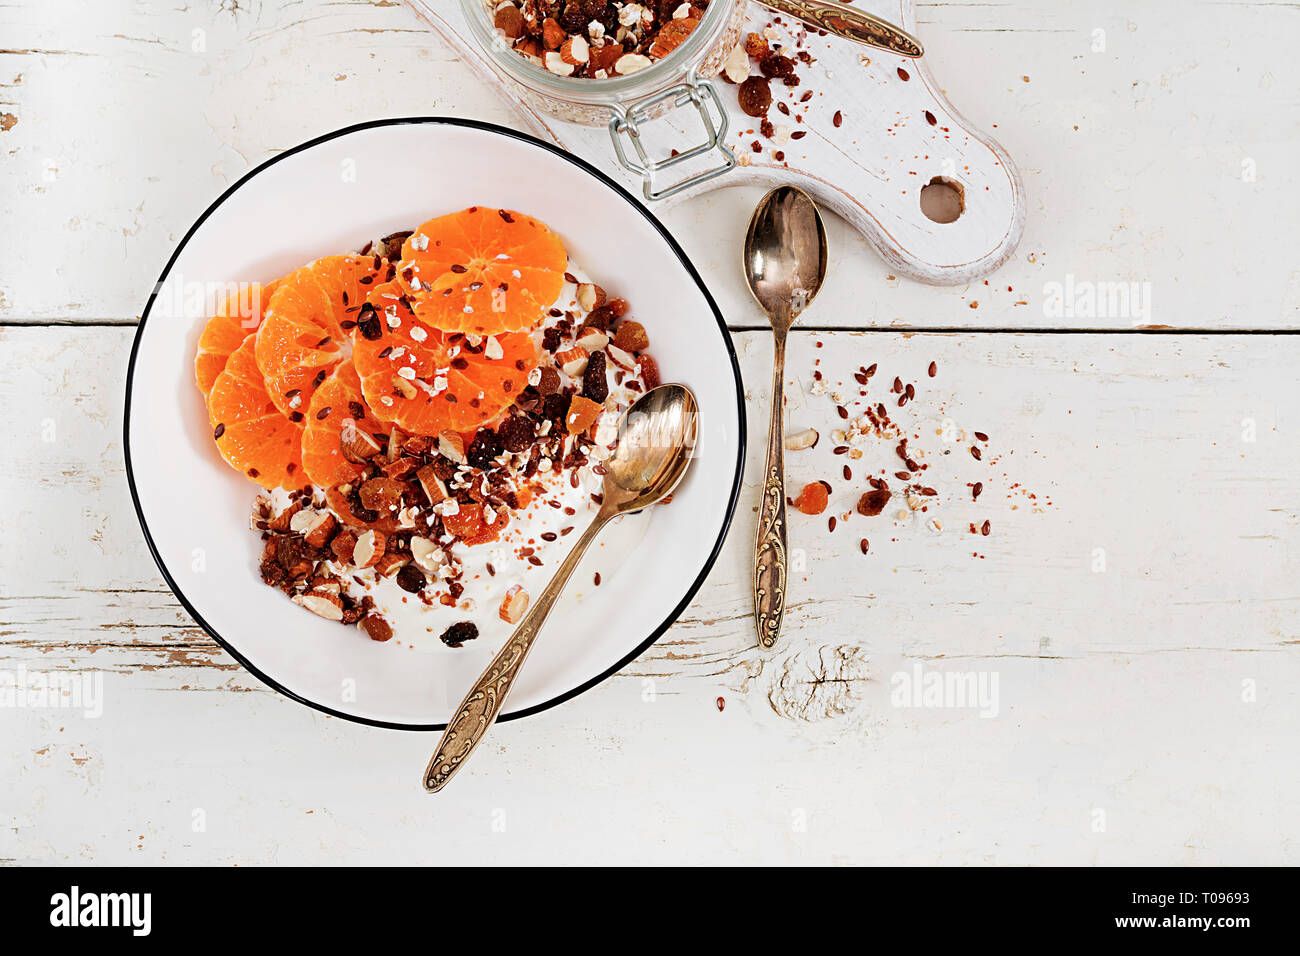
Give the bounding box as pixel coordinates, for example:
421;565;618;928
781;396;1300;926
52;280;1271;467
2;1;1298;329
5;324;1299;672
4;324;1298;863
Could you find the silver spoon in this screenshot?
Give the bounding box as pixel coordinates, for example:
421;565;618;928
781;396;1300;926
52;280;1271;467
744;186;829;650
755;0;924;58
424;383;699;792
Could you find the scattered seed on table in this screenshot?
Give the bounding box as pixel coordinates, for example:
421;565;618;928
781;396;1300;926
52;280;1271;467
928;361;937;378
843;465;852;480
971;446;982;461
972;481;983;500
974;431;989;442
860;538;869;554
981;520;991;536
828;516;837;532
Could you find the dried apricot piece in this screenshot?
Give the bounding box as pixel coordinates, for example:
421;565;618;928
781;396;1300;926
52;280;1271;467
565;395;603;434
793;481;829;516
442;502;508;546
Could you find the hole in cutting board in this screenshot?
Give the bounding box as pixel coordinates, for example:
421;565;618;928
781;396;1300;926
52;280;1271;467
920;177;964;224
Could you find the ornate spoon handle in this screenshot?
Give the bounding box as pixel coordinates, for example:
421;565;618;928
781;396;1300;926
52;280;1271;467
756;0;924;58
424;513;609;792
754;330;789;649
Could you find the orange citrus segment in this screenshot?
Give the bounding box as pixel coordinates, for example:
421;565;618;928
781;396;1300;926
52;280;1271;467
397;206;567;335
206;337;304;489
195;280;277;396
352;281;538;436
300;361;384;488
255;253;385;417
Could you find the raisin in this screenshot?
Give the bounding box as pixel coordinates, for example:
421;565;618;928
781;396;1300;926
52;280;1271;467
582;350;608;402
439;621;479;648
535;366;562;395
737;76;772;117
857;488;892;517
638;355;661;389
395;564;425;594
541;327;562;352
760;54;795;80
360;615;393;642
584;304;614;331
542;391;571;423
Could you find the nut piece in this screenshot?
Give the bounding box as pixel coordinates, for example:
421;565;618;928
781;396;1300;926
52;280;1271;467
288;508;318;534
437;431;466;464
606;343;637;370
498;584;530;624
410;535;445;574
494;3;524;39
544;51;575;76
417;464;450;505
391;374;417;400
560;35;589;65
575;327;609;352
300;511;338;548
340;421;382;462
614;53;652;75
352;529;387;569
784;427;820;451
267;500;303;533
293;589;344;621
722;43;750;84
541;16;565;50
373;551;409;578
576;283;600;312
556;346;589;377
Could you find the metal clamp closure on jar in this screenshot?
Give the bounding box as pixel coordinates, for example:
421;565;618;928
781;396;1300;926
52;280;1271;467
607;69;737;202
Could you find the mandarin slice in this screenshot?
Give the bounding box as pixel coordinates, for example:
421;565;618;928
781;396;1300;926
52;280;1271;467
397;206;566;335
352;280;538;436
300;360;385;489
206;337;304;489
195;280;279;396
255;253;386;417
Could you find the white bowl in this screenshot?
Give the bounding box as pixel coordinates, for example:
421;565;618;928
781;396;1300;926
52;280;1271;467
125;118;744;729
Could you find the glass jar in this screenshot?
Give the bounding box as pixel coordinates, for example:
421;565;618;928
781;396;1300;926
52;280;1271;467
458;0;747;200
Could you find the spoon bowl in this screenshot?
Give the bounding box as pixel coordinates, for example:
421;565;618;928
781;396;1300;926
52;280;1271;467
603;384;698;513
744;186;829;330
424;384;699;791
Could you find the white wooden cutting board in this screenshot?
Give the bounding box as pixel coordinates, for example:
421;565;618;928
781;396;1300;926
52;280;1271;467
412;1;1025;285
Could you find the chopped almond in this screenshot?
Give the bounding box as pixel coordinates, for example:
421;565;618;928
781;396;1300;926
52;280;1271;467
556;346;589;377
498;584;530;624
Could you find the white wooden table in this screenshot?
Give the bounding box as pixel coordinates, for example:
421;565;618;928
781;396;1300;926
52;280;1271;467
3;0;1298;865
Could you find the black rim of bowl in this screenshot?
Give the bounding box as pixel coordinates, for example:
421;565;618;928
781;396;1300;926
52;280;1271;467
123;116;747;731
